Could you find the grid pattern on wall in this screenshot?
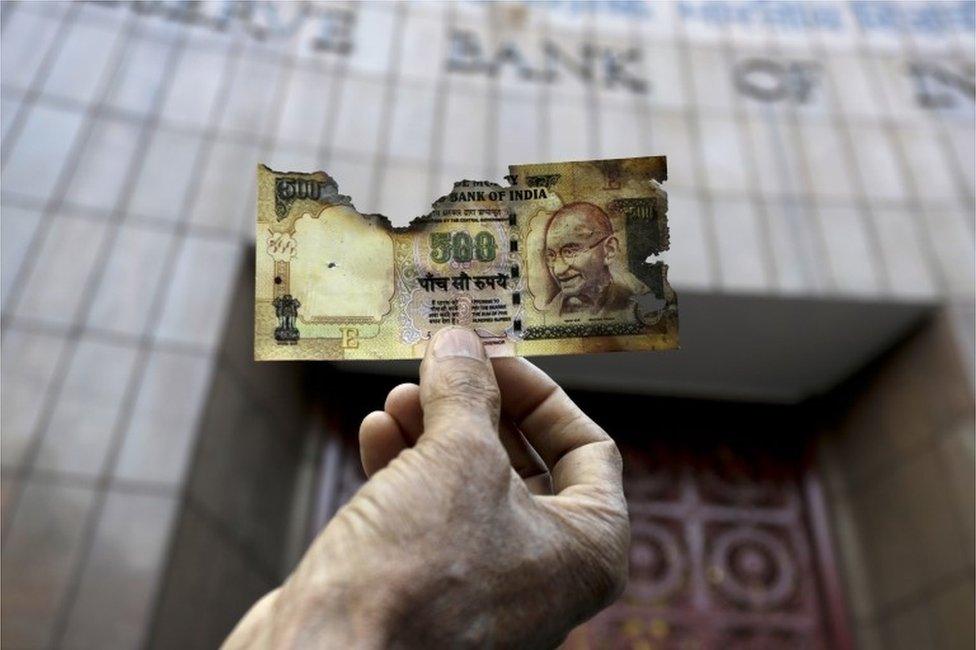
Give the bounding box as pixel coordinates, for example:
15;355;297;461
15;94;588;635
0;1;973;648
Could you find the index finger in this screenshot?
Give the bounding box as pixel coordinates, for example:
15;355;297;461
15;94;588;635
491;357;623;498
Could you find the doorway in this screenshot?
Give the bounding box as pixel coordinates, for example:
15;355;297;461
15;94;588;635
309;385;852;649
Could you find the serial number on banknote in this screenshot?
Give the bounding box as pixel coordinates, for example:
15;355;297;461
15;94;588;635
255;157;677;361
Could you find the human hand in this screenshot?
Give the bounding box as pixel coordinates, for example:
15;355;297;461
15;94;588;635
225;327;629;648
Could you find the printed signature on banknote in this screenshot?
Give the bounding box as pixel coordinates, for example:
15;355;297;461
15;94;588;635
256;157;677;360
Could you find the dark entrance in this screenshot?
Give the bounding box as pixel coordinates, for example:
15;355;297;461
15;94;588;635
563;397;852;649
310;384;853;650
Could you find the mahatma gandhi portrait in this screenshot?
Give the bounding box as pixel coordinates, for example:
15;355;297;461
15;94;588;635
543;202;635;316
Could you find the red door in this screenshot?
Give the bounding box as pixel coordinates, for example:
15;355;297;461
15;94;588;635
312;386;853;649
564;398;853;650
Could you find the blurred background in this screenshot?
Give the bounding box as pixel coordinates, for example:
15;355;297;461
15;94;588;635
1;1;973;648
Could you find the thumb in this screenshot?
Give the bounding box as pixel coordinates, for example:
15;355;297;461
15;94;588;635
419;327;502;441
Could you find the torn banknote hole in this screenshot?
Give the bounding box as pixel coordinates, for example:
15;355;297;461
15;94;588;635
255;157;678;361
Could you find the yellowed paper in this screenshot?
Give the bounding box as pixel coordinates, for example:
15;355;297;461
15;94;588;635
256;157;677;360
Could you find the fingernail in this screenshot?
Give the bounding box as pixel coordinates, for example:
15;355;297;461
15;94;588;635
432;327;485;360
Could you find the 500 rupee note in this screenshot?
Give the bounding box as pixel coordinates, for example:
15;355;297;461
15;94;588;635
255;157;677;360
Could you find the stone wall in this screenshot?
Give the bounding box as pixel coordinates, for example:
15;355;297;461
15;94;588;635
818;311;975;649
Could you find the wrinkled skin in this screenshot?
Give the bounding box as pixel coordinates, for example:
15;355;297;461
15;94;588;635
224;327;630;649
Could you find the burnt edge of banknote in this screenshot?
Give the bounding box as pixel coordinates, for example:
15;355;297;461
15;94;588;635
522;321;647;339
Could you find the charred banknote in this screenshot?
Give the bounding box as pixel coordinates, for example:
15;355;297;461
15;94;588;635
256;157;677;360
